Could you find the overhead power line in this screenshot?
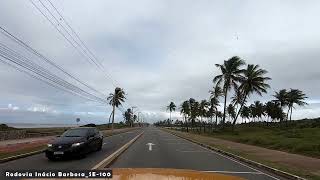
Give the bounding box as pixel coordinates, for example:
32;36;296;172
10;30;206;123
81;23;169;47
28;0;141;113
0;42;107;104
0;26;107;99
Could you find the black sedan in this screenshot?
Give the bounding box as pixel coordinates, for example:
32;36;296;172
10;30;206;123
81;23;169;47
45;127;103;160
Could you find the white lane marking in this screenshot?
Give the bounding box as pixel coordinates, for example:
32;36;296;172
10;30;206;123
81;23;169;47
164;131;280;180
203;171;264;174
167;142;189;144
92;132;144;170
162;139;179;141
103;143;107;145
177;150;208;153
146;143;155;151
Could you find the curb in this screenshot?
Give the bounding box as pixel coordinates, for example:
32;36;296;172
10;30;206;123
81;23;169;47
0;128;141;164
165;129;306;180
91;131;144;170
0;149;45;163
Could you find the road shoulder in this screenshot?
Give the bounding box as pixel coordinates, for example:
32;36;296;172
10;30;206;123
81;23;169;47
163;128;318;180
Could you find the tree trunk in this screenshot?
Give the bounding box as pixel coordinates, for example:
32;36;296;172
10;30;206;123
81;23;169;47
186;115;189;132
234;92;248;123
290;107;293;121
232;95;248;131
199;116;202;133
111;104;115;135
286;107;290;121
222;88;228;126
286;107;290;126
108;111;113;128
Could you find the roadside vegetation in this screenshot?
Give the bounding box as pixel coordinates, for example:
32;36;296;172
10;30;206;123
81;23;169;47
157;56;315;157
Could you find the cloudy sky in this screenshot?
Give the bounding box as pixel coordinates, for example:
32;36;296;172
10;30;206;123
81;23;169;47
0;0;319;125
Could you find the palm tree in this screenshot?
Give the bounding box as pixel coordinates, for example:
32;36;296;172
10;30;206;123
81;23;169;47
207;105;215;130
264;101;274;122
233;64;271;127
133;114;137;126
199;100;210;133
240;106;250;123
273;89;289;120
209;85;223;127
286;89;308;121
227;104;236;122
216;111;223;125
167;102;176;122
107;87;126;134
180;100;190;132
274;89;288;108
264;101;284;123
249;104;258;122
213;56;245;125
254;101;265;121
189;98;199;131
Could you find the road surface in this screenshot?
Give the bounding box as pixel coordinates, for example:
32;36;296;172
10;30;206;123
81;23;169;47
0;129;142;171
110;127;284;180
1;127;287;180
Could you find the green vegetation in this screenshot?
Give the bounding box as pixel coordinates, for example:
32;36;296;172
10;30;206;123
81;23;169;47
166;128;320;180
212;122;320;158
0;124;17;131
171;118;320;158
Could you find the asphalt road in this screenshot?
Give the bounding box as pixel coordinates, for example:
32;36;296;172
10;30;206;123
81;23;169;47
0;129;142;171
111;127;285;180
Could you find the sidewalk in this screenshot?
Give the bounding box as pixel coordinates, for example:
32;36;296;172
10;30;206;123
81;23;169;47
166;129;320;178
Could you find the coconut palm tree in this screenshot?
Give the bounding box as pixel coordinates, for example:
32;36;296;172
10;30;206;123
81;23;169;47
199;100;210;133
209;85;223;127
249;104;258;122
253;101;265;121
180;100;190;132
227;104;236;122
240;106;251;123
107;87;126;134
273;89;289;120
264;101;284;123
286;89;308;121
264;101;274;122
207;105;215;130
216;111;223;125
213;56;245;125
233;64;271;128
167;102;176;122
189;98;199;131
123;108;132;126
